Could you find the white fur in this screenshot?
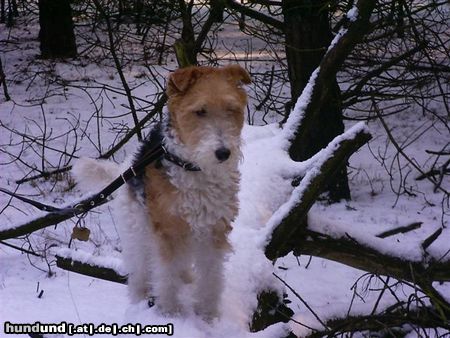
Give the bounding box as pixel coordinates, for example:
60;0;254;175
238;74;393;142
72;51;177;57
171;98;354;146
72;157;155;303
72;129;241;321
150;130;240;319
72;158;120;193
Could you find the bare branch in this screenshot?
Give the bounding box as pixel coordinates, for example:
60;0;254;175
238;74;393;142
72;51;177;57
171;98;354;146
224;0;283;30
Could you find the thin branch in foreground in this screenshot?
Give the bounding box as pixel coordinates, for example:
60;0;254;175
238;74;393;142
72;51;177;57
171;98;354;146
0;240;42;257
273;273;328;330
224;0;283;30
15;166;72;185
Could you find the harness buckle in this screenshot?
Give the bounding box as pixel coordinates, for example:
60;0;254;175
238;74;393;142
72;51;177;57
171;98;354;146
130;166;137;177
120;173;127;184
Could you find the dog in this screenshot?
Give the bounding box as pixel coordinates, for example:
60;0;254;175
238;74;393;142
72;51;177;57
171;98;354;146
73;65;251;320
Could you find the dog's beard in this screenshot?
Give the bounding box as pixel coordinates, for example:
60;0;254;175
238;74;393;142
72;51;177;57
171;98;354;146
189;125;242;173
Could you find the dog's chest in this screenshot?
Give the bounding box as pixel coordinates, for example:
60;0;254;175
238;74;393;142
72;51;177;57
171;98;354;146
170;166;239;228
145;165;238;231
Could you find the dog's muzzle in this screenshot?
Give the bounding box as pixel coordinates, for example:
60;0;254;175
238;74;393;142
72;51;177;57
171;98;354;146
215;147;231;162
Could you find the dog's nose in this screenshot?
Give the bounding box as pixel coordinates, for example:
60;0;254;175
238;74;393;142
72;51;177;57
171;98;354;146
215;147;231;162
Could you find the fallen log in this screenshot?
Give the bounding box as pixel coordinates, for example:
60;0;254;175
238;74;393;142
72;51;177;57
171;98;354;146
294;229;450;283
304;306;450;338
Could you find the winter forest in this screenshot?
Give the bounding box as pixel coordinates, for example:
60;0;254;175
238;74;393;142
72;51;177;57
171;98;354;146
0;0;449;337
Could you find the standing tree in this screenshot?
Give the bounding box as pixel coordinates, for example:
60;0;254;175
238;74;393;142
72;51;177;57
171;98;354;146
0;57;10;101
38;0;77;59
283;0;350;202
224;0;351;201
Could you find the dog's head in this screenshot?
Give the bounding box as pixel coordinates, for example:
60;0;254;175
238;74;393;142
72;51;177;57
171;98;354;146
166;65;251;170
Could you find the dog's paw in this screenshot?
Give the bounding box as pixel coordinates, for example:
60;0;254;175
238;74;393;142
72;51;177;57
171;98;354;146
194;301;220;322
156;299;185;317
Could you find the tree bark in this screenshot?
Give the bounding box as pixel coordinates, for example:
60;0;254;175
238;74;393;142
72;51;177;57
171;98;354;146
38;0;77;59
293;229;450;283
175;0;197;67
0;0;5;23
283;0;350;202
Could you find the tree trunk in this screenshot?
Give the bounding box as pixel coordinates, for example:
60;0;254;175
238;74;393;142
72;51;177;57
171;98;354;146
175;0;197;67
1;0;5;23
282;0;350;202
0;57;11;101
38;0;77;59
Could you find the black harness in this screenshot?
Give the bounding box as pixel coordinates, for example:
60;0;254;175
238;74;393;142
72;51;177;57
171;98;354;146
0;123;200;216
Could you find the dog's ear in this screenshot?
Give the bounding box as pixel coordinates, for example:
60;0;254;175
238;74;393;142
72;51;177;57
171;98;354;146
167;66;202;96
223;65;252;86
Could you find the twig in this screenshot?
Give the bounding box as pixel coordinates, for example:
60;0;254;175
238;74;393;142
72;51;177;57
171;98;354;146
224;0;283;30
422;228;443;251
15;166;72;185
273;273;329;330
92;0;143;142
0;240;42;257
376;222;422;238
373;99;449;196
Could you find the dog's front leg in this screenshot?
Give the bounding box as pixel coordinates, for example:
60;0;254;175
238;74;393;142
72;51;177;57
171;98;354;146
152;233;193;316
193;229;231;321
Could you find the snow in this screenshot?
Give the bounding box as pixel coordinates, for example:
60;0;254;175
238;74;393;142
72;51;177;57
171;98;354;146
347;7;359;22
54;247;126;277
279;68;319;148
1;6;449;338
266;122;370;237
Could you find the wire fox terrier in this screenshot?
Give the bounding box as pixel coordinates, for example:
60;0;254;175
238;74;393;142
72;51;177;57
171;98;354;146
73;65;251;320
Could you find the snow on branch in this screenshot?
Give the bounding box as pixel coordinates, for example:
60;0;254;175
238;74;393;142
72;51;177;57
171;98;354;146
294;229;450;283
54;248;127;284
281;0;376;154
265;122;371;259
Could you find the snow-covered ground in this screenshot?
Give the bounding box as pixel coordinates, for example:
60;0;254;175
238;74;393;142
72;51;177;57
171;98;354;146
1;9;449;338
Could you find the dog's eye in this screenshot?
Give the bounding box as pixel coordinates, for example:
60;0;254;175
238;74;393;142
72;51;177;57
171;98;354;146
195;109;207;117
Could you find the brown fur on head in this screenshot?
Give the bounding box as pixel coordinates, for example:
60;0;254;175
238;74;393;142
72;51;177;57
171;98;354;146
166;65;251;167
167;65;251;97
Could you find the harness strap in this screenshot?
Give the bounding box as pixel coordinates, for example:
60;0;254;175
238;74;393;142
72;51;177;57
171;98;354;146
0;142;202;216
161;146;201;171
73;143;170;213
1;143;165;215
